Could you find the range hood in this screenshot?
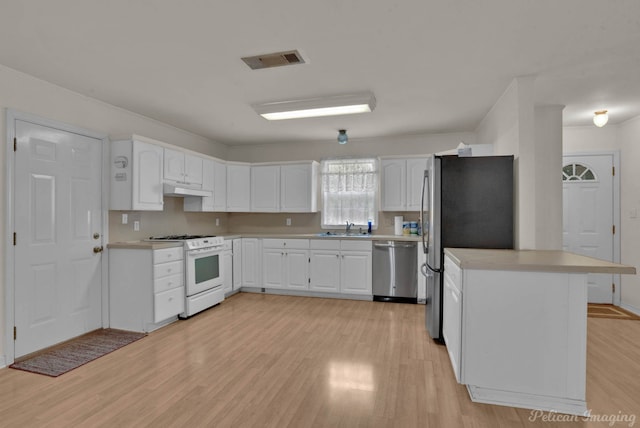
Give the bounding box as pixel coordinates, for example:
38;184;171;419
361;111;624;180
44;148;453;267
163;183;212;198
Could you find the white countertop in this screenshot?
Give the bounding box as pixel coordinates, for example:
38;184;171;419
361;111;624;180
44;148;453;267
444;248;636;274
106;241;184;250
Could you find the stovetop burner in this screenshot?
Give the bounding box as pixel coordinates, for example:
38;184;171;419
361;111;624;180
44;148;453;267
148;234;214;240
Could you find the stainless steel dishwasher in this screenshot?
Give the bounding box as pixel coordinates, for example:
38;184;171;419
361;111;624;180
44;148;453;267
373;240;418;303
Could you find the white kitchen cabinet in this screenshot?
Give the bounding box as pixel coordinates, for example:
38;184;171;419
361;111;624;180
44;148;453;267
164;148;203;186
232;238;242;291
184;158;227;212
441;250;592;415
250;162;319;213
309;240;372;295
381;159;406;211
262;239;310;290
222;240;233;295
241;238;262;287
109;245;185;332
227;162;251;212
280;162;318;212
110;138;164;211
251;165;280;212
380;157;428;211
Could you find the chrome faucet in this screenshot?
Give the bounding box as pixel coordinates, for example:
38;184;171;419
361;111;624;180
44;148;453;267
345;221;354;234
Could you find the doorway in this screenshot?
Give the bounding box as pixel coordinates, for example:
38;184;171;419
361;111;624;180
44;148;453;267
562;152;620;304
5;110;109;362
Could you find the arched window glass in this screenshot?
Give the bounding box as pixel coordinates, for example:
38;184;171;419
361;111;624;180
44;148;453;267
562;163;597;181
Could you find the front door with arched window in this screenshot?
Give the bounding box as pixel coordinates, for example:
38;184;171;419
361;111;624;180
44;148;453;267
562;154;615;303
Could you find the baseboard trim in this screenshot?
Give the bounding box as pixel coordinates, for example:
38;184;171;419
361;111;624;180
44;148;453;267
241;287;373;301
0;354;6;369
467;385;588;416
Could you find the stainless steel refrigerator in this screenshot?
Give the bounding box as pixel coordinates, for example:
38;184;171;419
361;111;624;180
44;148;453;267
420;155;514;341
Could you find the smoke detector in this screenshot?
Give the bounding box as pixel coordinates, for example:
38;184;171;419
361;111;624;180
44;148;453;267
241;50;306;70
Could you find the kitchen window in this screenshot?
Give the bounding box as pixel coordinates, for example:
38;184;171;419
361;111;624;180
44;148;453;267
321;158;378;229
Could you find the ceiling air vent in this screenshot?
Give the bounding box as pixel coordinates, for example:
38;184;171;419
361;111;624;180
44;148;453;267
241;50;306;70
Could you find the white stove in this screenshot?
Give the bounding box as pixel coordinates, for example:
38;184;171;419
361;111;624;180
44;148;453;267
147;234;225;317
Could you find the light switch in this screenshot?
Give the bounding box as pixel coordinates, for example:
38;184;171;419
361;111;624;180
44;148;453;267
286;218;292;226
215;218;220;226
630;208;637;219
133;221;140;231
122;213;128;224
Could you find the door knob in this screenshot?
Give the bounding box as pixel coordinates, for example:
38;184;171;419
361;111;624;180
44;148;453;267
93;233;100;240
93;246;104;254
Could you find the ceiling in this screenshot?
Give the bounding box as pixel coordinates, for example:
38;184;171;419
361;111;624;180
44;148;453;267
1;1;639;145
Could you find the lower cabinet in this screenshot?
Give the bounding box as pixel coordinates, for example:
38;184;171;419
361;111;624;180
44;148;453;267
222;240;233;295
241;238;262;288
309;240;372;295
232;238;242;291
109;246;185;333
442;255;463;382
262;239;310;290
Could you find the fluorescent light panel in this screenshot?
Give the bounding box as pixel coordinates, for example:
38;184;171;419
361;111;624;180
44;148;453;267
253;92;376;121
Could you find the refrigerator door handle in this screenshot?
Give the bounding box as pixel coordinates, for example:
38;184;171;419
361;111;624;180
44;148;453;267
420;170;430;255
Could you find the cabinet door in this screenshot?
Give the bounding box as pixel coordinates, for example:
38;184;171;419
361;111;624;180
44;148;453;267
340;251;372;295
184;154;203;186
227;164;251;212
442;268;462;383
281;164;314;212
309;251;340;292
381;159;406;211
223;251;233;294
263;248;284;289
164;148;185;183
251;165;280;212
232;239;242;290
241;238;261;287
406;157;428;211
212;160;227;212
132;141;164;211
286;249;309;290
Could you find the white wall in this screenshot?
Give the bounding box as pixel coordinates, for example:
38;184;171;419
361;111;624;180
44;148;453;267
0;64;227;364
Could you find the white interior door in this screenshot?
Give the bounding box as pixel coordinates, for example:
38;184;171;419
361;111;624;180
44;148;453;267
14;119;103;357
562;154;614;303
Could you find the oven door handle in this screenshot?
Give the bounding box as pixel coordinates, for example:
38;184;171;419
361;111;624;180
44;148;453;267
187;247;222;256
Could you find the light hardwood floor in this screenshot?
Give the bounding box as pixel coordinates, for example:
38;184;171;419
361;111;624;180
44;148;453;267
1;293;639;427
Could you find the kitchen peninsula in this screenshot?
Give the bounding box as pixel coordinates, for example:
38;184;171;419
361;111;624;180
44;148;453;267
442;248;636;416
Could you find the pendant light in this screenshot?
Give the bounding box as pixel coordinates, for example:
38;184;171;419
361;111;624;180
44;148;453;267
337;129;348;145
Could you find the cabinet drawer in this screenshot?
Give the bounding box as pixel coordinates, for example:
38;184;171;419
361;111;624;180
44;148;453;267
153;247;183;264
444;256;461;291
154;286;185;323
283;239;309;250
153;260;184;279
154;273;184;293
263;239;285;249
310;239;340;250
340;240;372;251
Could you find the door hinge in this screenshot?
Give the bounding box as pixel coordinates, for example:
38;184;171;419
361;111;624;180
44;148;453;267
612;283;616;293
13;232;16;246
13;326;17;341
14;137;17;152
613;225;616;235
308;257;311;263
308;278;311;284
612;166;615;176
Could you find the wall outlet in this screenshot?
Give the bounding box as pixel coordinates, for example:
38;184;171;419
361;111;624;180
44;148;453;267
122;213;128;224
133;220;140;231
286;218;292;226
215;218;220;226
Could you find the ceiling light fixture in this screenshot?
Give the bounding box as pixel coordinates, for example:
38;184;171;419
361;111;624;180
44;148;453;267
337;129;348;145
593;110;609;127
253;92;376;121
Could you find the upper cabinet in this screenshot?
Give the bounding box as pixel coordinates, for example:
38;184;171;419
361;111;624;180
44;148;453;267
381;157;428;211
281;162;318;213
110;138;164;211
250;162;318;213
184;158;227;212
227;162;251;212
164;148;203;186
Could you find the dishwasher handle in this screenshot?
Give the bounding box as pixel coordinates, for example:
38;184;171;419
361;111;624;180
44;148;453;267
374;242;417;249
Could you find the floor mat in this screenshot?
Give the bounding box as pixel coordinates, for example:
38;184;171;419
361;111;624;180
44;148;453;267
587;304;640;320
9;329;146;377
